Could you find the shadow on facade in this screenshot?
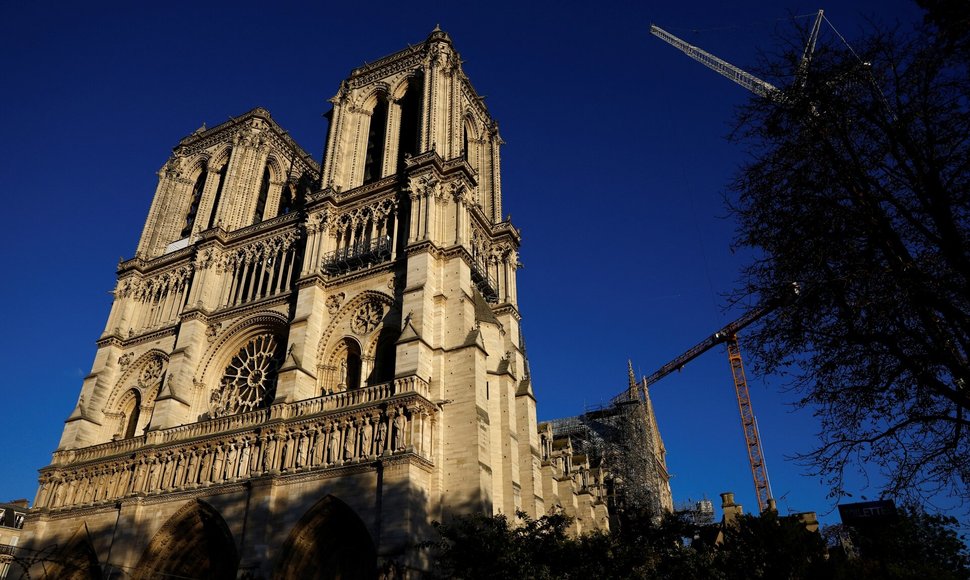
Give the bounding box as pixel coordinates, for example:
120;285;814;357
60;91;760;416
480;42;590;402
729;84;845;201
11;472;443;579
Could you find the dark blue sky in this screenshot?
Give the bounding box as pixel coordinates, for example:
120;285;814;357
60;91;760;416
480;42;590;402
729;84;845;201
0;0;927;525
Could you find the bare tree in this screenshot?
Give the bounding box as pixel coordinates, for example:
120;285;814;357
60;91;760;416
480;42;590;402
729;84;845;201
730;6;970;503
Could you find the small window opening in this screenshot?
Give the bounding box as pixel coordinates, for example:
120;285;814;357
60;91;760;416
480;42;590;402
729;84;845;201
364;97;388;184
207;162;229;229
397;74;423;172
122;391;141;439
254;166;270;224
279;184;294;215
181;167;207;238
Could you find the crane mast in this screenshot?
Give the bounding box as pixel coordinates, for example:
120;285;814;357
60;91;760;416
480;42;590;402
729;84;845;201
645;9;824;513
620;306;774;512
726;334;772;513
649;25;778;99
650;10;824;100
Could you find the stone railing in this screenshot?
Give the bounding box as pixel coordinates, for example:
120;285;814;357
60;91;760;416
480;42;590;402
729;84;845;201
153;409;271;446
37;380;436;512
284;376;430;418
49;376;432;468
54;435;148;465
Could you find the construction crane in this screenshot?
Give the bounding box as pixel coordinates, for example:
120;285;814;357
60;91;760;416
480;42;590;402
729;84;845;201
643;10;824;515
649;10;825;102
634;306;774;513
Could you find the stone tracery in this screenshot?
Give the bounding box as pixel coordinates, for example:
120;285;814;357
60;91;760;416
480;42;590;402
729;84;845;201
350;300;385;335
211;333;282;418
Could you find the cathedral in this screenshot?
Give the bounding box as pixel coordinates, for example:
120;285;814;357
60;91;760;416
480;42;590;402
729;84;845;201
18;29;669;578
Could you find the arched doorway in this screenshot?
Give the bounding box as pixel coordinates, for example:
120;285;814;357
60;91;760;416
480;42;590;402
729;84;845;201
42;525;101;580
132;499;238;580
274;495;376;579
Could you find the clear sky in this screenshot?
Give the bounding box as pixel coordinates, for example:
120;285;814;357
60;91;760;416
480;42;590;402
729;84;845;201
0;0;929;527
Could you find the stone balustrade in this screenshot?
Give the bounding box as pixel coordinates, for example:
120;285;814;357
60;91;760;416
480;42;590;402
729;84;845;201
38;377;435;512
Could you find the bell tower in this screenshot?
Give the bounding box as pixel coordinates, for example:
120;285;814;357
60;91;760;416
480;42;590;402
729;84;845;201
21;29;563;578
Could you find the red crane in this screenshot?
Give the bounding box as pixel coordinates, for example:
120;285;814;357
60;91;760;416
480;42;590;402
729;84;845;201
631;306;775;513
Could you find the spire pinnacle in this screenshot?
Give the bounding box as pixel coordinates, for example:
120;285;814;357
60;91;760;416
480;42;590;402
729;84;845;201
627;360;638;400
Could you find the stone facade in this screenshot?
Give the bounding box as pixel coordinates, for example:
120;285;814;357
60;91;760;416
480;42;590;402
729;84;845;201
17;29;622;578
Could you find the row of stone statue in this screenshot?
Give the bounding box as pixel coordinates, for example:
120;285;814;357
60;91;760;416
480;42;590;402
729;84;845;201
39;407;414;510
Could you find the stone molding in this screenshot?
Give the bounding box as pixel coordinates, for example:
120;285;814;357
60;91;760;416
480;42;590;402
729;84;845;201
38;377;435;513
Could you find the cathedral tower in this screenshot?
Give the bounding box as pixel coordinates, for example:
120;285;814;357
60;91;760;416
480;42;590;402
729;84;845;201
19;29;558;578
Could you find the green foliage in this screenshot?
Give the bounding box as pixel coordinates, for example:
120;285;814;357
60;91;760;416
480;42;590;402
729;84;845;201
426;511;575;579
717;511;829;580
428;505;969;579
829;504;970;580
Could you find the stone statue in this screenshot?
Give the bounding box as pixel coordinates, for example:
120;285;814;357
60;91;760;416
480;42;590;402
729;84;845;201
393;411;407;451
226;444;238;480
375;419;388;456
186;450;199;485
281;434;293;471
360;418;372;458
327;426;340;465
312;426;325;465
296;431;308;468
239;441;251;478
338;359;348;390
211;446;224;482
344;422;357;460
53;481;64;508
263;436;277;472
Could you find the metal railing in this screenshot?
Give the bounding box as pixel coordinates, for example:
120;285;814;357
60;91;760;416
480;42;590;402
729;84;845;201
470;259;498;303
321;235;392;276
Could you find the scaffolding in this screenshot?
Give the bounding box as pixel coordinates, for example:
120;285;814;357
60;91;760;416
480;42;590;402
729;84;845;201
548;364;671;519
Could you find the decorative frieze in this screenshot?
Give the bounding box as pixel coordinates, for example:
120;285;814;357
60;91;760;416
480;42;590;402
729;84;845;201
39;378;434;512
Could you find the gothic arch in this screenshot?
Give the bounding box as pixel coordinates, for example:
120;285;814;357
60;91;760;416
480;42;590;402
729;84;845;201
318;291;396;393
133;499;238;580
101;350;168;441
355;82;391;111
45;524;101;580
462;111;483;142
209;143;233;170
185;154;210;179
273;495;376;580
196;312;289;416
104;349;170;411
462;113;484;174
197;311;289;386
323;336;364;392
389;70;421;101
116;388;142;439
317;290;395;362
264;153;286;183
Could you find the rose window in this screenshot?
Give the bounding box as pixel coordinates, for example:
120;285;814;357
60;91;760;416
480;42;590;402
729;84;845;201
214;334;282;416
351;301;385;335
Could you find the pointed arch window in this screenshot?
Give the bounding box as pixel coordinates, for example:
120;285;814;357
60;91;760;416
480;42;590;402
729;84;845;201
332;337;362;392
207;160;229;230
397;73;423;172
279;183;295;215
363;96;388;184
120;390;142;439
181;167;207;238
254;166;270;224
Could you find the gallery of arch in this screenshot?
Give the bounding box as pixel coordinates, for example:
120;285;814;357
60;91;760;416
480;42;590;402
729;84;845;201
15;29;671;578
